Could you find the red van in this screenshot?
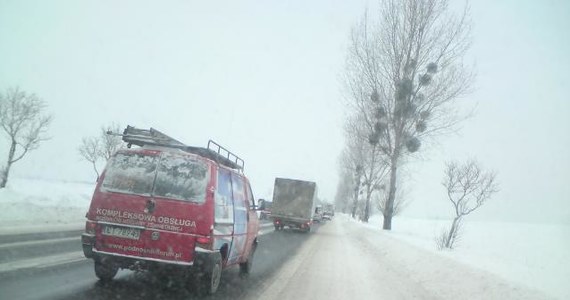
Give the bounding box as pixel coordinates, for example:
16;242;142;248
81;126;259;294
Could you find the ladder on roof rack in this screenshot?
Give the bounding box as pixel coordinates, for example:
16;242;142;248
117;126;186;148
108;125;245;171
207;140;245;171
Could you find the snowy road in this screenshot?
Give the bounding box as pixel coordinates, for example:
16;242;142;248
245;216;553;300
0;217;554;300
0;229;82;265
0;223;303;300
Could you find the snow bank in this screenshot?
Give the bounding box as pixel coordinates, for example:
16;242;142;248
0;177;94;233
347;214;570;299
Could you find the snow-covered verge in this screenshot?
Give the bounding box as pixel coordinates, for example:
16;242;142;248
347;214;570;300
0;177;94;234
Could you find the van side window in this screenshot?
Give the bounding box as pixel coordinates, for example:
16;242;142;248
232;174;247;209
232;173;248;231
247;183;255;208
230;173;248;259
215;168;234;223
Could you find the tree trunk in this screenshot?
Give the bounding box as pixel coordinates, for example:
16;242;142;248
382;213;392;230
363;197;370;222
0;140;17;188
351;191;358;219
91;162;100;182
363;144;377;223
351;176;361;219
445;216;461;248
0;164;9;188
383;156;398;230
363;186;373;222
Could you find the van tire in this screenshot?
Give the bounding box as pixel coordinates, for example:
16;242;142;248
196;253;222;295
94;260;118;281
239;244;256;277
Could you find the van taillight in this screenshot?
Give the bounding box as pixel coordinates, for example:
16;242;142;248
196;235;212;250
196;236;211;244
85;221;96;234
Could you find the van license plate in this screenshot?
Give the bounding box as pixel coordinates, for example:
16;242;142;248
102;225;141;240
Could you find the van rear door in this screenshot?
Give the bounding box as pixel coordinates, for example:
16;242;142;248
90;150;213;264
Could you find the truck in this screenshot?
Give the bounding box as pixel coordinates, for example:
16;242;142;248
270;178;317;232
257;199;273;220
313;205;323;223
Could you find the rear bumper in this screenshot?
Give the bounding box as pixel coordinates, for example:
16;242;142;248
81;233;95;258
81;233;218;270
272;218;312;228
92;249;194;266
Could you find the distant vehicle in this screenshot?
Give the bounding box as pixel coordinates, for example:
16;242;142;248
322;203;335;220
81;126;259;295
258;199;273;220
313;205;323;223
270;178;318;232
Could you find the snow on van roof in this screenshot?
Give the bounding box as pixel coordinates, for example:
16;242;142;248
114;126;244;171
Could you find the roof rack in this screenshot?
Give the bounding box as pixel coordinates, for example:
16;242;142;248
109;125;245;171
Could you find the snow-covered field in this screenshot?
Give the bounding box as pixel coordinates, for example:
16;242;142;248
1;178;568;298
0;177;94;233
348;214;570;300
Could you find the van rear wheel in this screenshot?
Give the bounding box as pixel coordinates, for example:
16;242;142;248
195;253;222;295
239;245;256;277
94;260;118;281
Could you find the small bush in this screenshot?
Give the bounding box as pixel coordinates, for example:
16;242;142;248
435;227;449;250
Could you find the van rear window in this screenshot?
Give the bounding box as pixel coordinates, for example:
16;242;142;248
153;153;209;202
101;153;157;196
101;152;209;203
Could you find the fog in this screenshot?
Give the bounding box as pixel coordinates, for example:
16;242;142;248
1;0;568;223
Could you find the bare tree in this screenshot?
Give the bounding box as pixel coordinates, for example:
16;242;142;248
343;0;473;229
99;123;122;160
78;137;101;179
0;87;52;188
344;113;389;222
334;167;355;214
376;181;408;217
337;146;363;218
440;160;498;249
78;123;122;179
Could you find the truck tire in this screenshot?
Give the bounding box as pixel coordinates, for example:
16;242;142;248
94;260;118;281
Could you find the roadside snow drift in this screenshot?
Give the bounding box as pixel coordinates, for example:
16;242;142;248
350;214;569;300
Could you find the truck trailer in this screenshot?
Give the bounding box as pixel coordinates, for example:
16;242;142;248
270;178;318;232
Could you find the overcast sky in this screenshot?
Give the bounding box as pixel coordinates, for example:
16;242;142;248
1;0;568;223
